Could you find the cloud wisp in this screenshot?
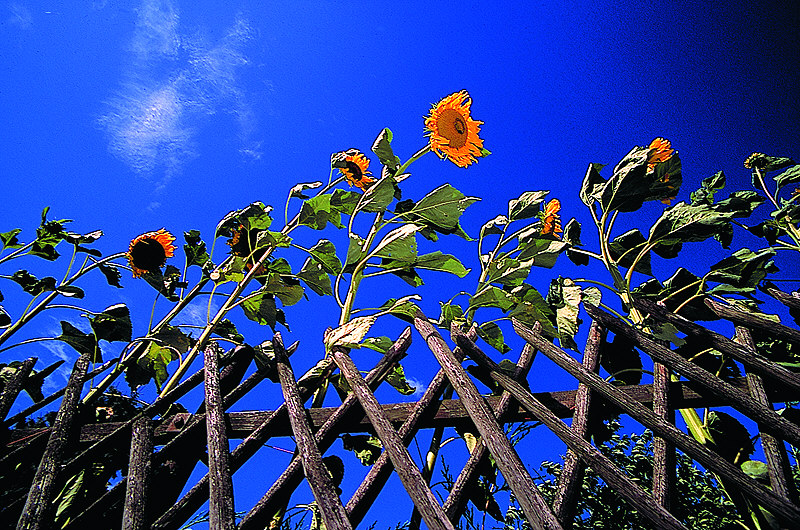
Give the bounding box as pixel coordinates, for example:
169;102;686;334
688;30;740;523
99;0;259;189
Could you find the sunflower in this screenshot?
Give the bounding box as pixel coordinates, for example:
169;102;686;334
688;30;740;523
647;138;674;172
338;150;376;191
744;152;767;169
127;229;176;278
540;199;562;239
425;90;485;168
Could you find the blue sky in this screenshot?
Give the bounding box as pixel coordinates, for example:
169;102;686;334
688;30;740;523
2;0;799;526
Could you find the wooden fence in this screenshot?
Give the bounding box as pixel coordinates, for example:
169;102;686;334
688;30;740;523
2;287;799;529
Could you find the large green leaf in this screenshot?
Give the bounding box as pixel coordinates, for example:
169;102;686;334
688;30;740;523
216;202;272;238
508;191;549;221
360;176;397;213
477;321;511;354
438;302;465;329
263;274;305;306
306;239;342;274
633;268;718;321
713;191;765;218
98;263;122;288
579;163;607;207
547;277;582;350
648;202;734;245
774;164;800;195
30;207;70;261
706;248;777;294
517;238;568;268
10;270;57;296
399;184;479;239
0;228;23;250
486;257;533;288
89;304;132;343
385;363;416;395
299;194;342;230
508;284;559;337
371;225;419;262
469;285;516;312
241;292;286;330
57;321;100;362
297;257;332;296
330;189;362;216
413;251;469;277
130;342;178;390
608;229;652;275
371;127;401;171
141;265;185;302
691;170;726;206
213;319;244;344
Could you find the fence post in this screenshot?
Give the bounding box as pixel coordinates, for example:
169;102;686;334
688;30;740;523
122;416;154;530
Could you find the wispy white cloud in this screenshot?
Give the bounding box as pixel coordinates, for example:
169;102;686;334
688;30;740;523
6;2;33;29
99;0;259;187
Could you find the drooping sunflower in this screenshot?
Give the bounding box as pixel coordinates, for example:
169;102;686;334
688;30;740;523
127;229;176;278
540;199;563;239
424;90;485;168
647;138;674;172
338;150;376;191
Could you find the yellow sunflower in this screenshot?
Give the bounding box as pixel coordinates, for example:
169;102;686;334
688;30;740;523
338;150;376;191
647;138;674;172
425;90;485;167
540;199;563;239
127;229;176;278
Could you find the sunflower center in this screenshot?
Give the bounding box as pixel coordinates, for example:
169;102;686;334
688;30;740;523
345;161;363;181
130;239;166;272
438;108;468;149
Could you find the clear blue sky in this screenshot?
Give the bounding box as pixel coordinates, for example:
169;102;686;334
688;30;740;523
2;1;799;526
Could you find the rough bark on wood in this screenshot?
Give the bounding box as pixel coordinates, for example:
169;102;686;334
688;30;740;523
16;353;89;530
0;357;36;424
513;317;800;527
552;322;603;527
238;329;410;530
273;334;353;530
454;327;688;530
204;343;236;530
415;315;563;530
332;344;456;530
122;416;154;530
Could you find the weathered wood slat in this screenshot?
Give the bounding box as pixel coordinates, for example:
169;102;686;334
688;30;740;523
443;341;537;522
332;344;456;530
0;357;36;424
238;329;411;530
651;360;674;510
735;327;798;505
587;303;800;447
707;298;800;345
766;286;800;310
16;353;89;530
154;342;330;530
454;328;688;530
122;416;153;530
552;322;602;527
634;299;800;393
274;334;353;529
513;318;800;526
345;328;476;527
415;316;563;530
204;344;236;530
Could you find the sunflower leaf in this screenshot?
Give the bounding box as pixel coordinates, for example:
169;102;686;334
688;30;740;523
98;263;123;288
773;165;800;195
371;128;401;171
289;181;323;200
706;248;777;293
0;228;23;250
330;189;362;216
469;285;516;312
0;306;10;328
517;238;568;268
508;191;549;221
486;257;533;288
608;229;652;275
213;319;244;344
385;363;416;395
10;270;57;296
57;321;101;362
307;239;343;274
299;194;341;230
89;304;132;343
477;321;511;354
547;277;582;350
371;225;419;262
128;342;178;390
359;176;396;213
342;434;383;466
184;230;212;270
324;315;377;350
297;257;332;296
508;284;559;337
579;163;607;207
405;184;479;236
691;170;726;206
241;293;281;330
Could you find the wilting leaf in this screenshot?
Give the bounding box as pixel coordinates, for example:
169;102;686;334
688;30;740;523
713;191;765;218
141;265;185;302
360;176;396;213
289;181;323;200
547;277;582;350
98;263;122;288
214;319;244;344
342;434;383;466
413;251;469;277
90;304;132;343
324;315;378;350
57;321;100;362
481;215;509;236
184;230;212;269
129;342;178;390
11;270;56;296
691;170;726;206
371;128;401;171
579;163;607;207
508;191;549;221
563;218;582;246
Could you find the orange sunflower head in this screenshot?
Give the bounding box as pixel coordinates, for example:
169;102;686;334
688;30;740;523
337;149;376;191
127;229;176;278
540;199;562;239
424;90;486;168
744;152;768;169
647;138;674;172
